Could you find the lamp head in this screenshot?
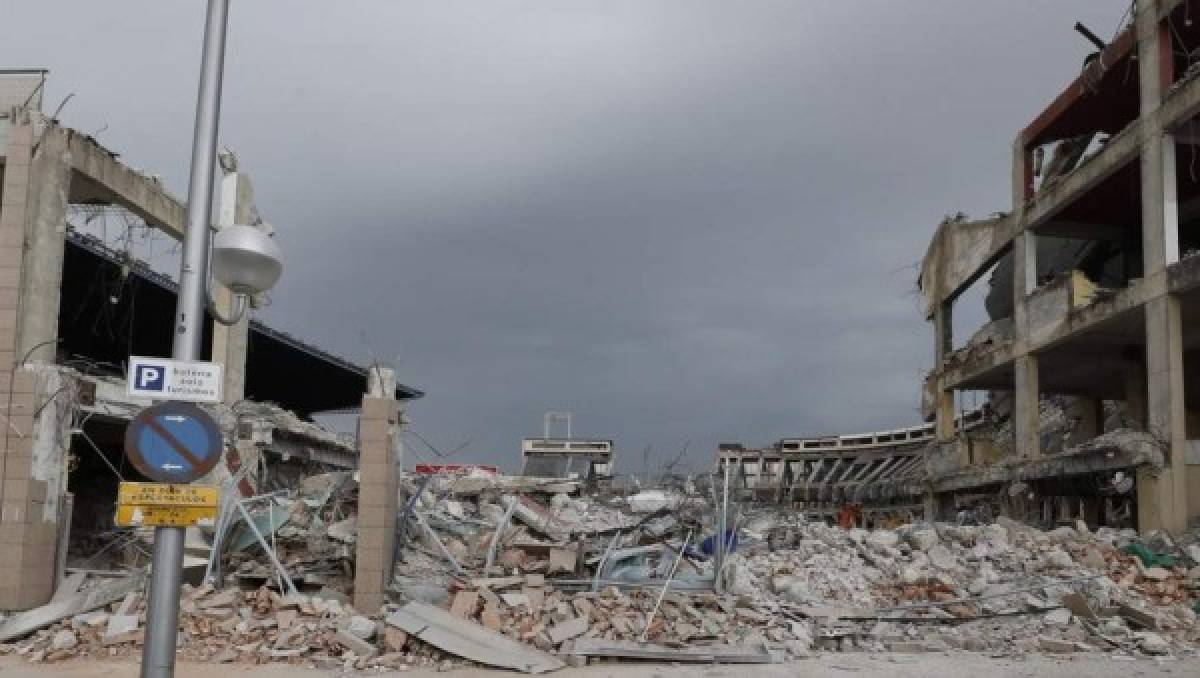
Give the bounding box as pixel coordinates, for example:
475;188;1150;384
212;224;283;295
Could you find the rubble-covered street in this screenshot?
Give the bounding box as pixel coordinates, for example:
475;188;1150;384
1;653;1199;678
1;470;1198;673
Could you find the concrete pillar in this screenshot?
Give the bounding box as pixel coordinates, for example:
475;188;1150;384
0;121;68;610
353;366;400;613
1140;296;1188;532
934;302;956;441
1013;356;1041;459
922;492;937;523
1135;5;1189;533
210;169;252;403
14;127;70;366
1012;231;1041;460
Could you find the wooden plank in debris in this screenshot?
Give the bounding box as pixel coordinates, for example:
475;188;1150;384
0;575;144;641
1117;603;1159;630
386;601;565;674
1061;593;1098;621
571;638;780;664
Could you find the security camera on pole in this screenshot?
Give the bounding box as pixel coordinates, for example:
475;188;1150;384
134;1;283;676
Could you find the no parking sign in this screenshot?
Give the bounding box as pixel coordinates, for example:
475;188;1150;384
124;401;223;483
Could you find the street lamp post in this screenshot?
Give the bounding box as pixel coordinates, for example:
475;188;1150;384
140;0;281;675
140;1;230;675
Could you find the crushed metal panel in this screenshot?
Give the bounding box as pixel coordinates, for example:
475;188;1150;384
0;575;144;642
386;601;565;674
571;637;780;663
228;503;290;552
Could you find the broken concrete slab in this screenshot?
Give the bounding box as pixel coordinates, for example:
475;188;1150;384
52;572;87;602
1043;608;1071;626
508;495;569;539
335;628;377;658
0;575;143;642
546;616;588;645
386;601;565;674
548;548;576;574
344;614;376;640
501;592;530;609
102;614;141;646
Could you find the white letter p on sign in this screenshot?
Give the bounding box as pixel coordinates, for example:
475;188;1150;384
139;367;161;389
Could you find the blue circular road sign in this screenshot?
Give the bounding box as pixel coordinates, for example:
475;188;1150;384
124;402;223;483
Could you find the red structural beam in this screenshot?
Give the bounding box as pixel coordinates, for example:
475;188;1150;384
1022;25;1138;148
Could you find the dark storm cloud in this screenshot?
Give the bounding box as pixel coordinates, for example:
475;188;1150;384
2;1;1129;470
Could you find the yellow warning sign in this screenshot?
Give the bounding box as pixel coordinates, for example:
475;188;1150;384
115;504;218;528
115;482;219;527
117;482;218;507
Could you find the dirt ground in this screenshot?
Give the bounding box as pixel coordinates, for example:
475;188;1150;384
1;653;1198;677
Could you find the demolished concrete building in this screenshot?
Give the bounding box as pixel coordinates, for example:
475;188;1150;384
716;1;1200;536
0;70;421;612
520;438;614;486
919;1;1200;534
716;411;986;527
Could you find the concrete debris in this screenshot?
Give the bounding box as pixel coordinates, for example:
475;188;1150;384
0;573;145;642
0;582;444;671
222;471;359;591
6;467;1199;672
386;601;565;674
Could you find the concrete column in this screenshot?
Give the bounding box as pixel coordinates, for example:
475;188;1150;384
0;121;67;610
1012;134;1032;210
1134;5;1189;532
1140;296;1188;532
210;169;252;403
1012;231;1041;460
934;302;956;441
1013;356;1041;459
922;492;936;522
353;366;400;613
14;127;70;366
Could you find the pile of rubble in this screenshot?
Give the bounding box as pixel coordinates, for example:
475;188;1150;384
733;516;1200;658
221;471;360;592
2;467;1199;671
2;583;452;672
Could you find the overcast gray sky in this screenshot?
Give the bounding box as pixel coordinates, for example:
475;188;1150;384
2;1;1129;472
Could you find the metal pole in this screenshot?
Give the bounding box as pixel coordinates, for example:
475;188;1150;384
413;510;465;575
142;1;230;676
639;530;692;642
